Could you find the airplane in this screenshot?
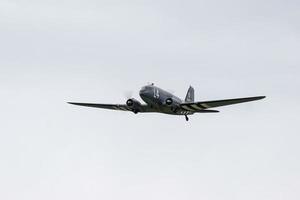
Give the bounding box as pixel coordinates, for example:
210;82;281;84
68;83;265;121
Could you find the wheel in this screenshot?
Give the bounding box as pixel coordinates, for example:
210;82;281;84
185;115;189;121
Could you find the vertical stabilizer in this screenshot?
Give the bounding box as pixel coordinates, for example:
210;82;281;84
185;86;194;103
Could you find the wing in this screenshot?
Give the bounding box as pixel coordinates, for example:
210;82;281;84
67;102;154;113
180;96;265;112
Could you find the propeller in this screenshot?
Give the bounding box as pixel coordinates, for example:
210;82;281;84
124;90;133;100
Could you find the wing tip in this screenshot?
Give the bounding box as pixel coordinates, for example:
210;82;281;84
256;96;266;100
67;102;84;106
244;96;266;101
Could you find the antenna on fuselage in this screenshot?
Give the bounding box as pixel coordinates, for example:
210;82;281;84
147;82;154;86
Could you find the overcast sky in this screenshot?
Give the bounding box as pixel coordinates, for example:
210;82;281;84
0;0;300;200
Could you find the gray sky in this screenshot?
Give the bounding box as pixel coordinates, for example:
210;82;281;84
0;0;300;199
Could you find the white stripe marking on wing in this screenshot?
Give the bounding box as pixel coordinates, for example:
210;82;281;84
182;105;194;111
191;104;203;110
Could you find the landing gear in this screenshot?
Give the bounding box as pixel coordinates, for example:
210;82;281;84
185;115;189;121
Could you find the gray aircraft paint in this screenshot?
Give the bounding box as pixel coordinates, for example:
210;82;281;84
68;84;265;121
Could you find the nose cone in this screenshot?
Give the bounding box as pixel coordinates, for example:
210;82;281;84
139;89;147;98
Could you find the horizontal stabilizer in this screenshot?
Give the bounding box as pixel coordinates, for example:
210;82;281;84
196;110;219;113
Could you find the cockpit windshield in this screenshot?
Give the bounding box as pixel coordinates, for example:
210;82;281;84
141;83;154;91
141;86;150;91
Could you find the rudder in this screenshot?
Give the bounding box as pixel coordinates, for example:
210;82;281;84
185;86;194;103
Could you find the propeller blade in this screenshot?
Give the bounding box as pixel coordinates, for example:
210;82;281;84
124;90;133;99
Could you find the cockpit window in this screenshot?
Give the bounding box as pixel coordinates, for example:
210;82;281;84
142;86;152;91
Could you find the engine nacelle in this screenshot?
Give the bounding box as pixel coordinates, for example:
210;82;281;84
165;98;173;106
126;98;142;113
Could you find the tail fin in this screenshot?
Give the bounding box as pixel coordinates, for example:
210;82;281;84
185;86;194;103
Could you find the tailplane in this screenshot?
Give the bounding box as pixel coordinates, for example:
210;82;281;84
185;86;194;103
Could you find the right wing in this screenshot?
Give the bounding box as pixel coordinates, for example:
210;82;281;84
68;102;154;113
180;96;265;112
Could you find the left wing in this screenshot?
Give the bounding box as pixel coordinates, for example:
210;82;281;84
180;96;265;112
68;102;154;113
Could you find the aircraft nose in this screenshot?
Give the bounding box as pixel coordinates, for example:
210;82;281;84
139;89;146;97
139;89;148;98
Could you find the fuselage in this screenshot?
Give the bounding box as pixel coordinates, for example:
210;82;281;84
139;85;192;115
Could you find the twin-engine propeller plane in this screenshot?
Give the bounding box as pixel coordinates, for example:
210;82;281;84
68;84;265;121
